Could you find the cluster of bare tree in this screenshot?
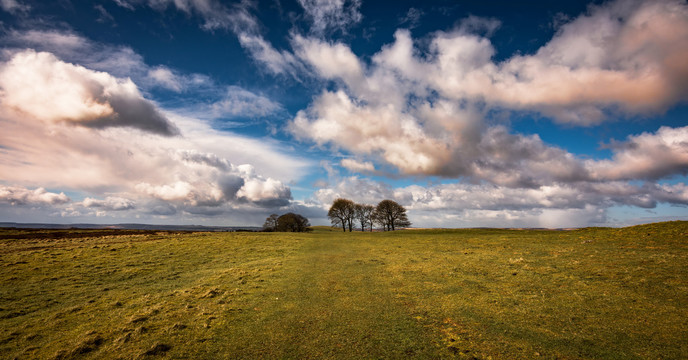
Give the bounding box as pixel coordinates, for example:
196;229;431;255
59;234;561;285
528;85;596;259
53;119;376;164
327;198;411;232
262;213;311;232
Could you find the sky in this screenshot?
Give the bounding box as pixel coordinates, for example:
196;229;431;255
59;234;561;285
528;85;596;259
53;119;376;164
0;0;687;228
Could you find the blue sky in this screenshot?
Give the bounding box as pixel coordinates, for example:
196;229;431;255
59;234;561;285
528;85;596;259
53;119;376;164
0;0;687;228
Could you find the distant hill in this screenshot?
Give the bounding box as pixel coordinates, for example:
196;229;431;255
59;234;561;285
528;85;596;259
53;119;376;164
0;222;261;232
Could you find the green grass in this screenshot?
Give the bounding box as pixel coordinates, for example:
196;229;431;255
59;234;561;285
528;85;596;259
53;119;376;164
1;222;687;359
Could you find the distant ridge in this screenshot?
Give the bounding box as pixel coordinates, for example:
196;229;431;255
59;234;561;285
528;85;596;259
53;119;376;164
0;222;261;232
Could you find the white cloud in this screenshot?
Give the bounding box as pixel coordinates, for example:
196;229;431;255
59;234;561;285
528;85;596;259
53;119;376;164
147;66;184;92
431;0;688;123
291;90;453;175
292;34;365;84
0;50;179;136
95;4;116;24
0;0;29;14
237;34;305;77
340;159;375;173
372;0;688;125
114;0;257;32
2;28;285;127
297;0;363;35
2;29;148;80
0;49;311;220
289;0;688;184
587;126;688;181
135;180;224;206
399;8;423;29
0;186;69;206
236;176;291;206
2;29;220;94
110;0;306;80
82;196;135;211
5;30;88;51
210;86;284;119
113;0;135;10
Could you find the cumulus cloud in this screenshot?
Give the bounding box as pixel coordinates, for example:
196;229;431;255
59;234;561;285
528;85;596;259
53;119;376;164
210;86;284;119
131;158;292;209
237;178;291;206
297;0;363;35
290;88;590;183
3;29;213;95
289;0;688;184
379;0;688;124
1;28;284;127
2;29;149;81
0;186;70;206
136;180;224;206
341;159;375;173
290;90;452;175
0;105;306;217
588;126;688;181
0;50;179;136
292;35;364;84
82;196;135;211
0;49;310;221
147;66;184;92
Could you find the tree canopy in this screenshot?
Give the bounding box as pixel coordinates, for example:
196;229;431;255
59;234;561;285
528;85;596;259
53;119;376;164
354;203;375;232
262;213;279;232
275;213;311;232
327;198;355;232
375;199;411;231
263;212;311;232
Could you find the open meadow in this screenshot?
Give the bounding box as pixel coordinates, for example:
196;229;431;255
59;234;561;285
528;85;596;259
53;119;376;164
1;222;687;359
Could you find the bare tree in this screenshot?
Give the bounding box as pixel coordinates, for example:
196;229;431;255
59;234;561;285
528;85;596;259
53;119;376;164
372;208;387;231
375;199;411;231
262;213;279;232
328;198;355;232
354;203;375;231
365;206;377;232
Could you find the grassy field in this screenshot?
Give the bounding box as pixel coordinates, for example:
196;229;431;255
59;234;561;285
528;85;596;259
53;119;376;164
1;222;686;359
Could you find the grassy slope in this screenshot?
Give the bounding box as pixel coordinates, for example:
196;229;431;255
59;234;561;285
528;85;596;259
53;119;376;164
0;222;686;359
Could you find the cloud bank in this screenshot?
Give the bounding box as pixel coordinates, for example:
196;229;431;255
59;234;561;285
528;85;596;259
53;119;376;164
311;176;688;228
0;47;309;223
0;186;69;206
290;0;688;182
